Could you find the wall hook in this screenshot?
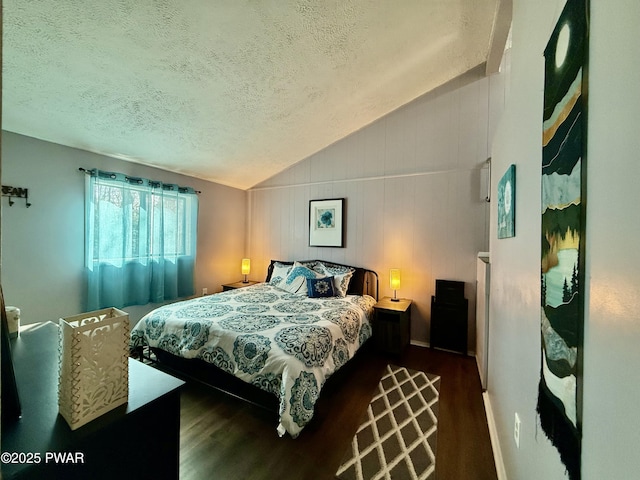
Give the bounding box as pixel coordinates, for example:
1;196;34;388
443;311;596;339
2;185;32;208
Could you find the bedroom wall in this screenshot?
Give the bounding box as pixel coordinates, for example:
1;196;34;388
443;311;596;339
247;64;507;349
487;0;640;478
0;131;247;326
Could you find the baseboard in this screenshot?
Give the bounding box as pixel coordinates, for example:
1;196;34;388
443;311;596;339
483;392;508;480
476;355;487;390
409;340;476;357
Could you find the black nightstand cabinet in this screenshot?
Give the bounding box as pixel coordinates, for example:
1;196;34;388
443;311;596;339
222;280;259;291
430;296;468;355
372;297;412;355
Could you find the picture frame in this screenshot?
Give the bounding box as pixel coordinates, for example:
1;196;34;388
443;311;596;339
497;164;516;239
309;198;345;247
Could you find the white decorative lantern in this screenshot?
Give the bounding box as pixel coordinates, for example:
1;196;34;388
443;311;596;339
58;307;129;430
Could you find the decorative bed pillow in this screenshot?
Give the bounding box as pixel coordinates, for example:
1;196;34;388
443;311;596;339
269;262;293;289
307;276;335;298
313;262;355;297
299;260;318;270
281;262;323;295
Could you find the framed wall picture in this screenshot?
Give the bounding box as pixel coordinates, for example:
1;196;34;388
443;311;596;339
309;198;345;247
497;164;516;239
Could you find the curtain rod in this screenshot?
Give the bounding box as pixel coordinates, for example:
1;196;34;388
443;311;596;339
78;168;201;194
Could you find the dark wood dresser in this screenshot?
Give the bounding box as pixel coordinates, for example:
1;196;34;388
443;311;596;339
1;321;184;480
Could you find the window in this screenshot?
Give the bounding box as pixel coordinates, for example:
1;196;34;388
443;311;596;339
85;170;198;310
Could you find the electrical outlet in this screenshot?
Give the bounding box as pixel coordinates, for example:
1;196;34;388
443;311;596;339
514;412;521;448
202;287;208;296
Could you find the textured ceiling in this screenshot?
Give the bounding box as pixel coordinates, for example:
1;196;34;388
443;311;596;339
3;1;503;190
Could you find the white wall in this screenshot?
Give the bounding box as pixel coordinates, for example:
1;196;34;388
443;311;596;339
488;0;640;478
248;65;507;349
581;0;640;477
1;131;247;325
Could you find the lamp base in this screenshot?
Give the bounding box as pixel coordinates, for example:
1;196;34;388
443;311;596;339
391;298;400;302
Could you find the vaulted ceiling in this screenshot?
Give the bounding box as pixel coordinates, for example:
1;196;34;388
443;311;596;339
3;1;510;190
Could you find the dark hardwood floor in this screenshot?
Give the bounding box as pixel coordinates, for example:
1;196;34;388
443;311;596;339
178;345;497;480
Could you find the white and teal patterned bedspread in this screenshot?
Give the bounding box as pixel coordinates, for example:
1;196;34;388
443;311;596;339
130;283;375;437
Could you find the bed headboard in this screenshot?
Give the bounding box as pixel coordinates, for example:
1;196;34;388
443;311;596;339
265;259;379;300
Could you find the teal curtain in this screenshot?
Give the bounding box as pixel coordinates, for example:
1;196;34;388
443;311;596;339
85;169;198;310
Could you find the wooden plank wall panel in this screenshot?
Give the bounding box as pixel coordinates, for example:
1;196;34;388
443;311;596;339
362;120;386;178
248;69;506;349
411;174;436;341
385;103;417;175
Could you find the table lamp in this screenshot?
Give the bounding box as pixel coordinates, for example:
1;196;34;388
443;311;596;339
241;258;251;283
389;269;401;302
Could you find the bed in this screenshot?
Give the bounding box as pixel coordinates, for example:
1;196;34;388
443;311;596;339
130;259;378;438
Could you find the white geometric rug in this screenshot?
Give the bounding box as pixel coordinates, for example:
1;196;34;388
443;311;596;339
335;365;440;480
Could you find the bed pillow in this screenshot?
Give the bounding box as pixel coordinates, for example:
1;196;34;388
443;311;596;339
269;262;293;289
299;260;318;270
281;262;323;295
313;262;355;297
307;276;335;298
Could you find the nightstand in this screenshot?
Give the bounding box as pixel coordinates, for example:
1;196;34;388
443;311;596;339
222;280;259;291
372;297;412;354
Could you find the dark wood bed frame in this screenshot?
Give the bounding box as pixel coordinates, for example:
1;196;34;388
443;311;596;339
136;260;378;413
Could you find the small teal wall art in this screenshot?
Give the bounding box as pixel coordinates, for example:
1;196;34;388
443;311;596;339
497;164;516;239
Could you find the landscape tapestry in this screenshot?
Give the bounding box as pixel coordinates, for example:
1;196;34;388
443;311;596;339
539;1;588;479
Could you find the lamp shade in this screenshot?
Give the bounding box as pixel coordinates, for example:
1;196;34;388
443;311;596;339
389;269;401;290
241;258;251;276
